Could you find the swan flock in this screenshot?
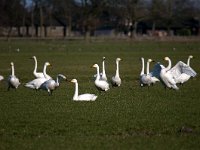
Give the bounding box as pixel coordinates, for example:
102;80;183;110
0;55;197;100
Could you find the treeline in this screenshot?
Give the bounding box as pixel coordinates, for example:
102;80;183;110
0;0;200;37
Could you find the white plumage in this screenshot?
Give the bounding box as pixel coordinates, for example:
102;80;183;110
111;58;122;86
159;57;179;90
0;75;4;81
93;57;107;81
92;64;109;91
71;79;97;101
25;62;51;90
169;61;197;84
32;56;51;79
7;62;20;90
39;74;66;95
140;58;159;87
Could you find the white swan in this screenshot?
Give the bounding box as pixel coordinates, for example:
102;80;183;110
7;62;20;90
169;56;197;84
159;57;179;90
0;75;4;81
92;64;109;91
111;58;122;86
70;79;97;101
25;62;51;90
140;57;157;87
39;74;66;95
94;57;107;81
101;57;107;81
31;56;51;79
147;59;160;84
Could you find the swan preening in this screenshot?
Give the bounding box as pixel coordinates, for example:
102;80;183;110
152;56;197;90
31;56;51;79
140;57;159;87
7;62;20;90
25;62;51;90
39;74;67;95
70;79;97;101
111;57;122;86
92;64;109;91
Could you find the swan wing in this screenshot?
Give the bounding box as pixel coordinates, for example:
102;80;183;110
25;77;47;89
170;61;197;79
95;80;109;91
34;72;44;78
10;77;20;88
111;76;121;86
149;62;162;79
76;94;97;101
140;74;152;85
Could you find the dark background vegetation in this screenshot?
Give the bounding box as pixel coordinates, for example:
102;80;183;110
0;0;200;38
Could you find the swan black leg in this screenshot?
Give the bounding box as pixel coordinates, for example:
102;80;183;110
7;86;10;91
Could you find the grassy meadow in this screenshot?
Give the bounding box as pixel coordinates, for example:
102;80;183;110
0;39;200;149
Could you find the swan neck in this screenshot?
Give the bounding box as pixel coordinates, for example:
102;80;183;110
141;58;145;75
146;61;150;74
11;65;15;76
33;57;37;74
102;60;105;75
96;66;100;80
43;64;48;78
73;82;78;100
187;57;191;66
56;76;60;86
166;59;171;71
116;61;120;77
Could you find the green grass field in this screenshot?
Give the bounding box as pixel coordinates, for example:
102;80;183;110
0;39;200;149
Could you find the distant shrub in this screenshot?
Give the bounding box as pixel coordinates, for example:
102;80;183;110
177;28;191;36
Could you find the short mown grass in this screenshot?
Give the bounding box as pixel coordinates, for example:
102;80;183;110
0;39;200;149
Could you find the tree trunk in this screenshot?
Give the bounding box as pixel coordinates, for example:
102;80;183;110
132;21;138;38
152;22;156;35
67;16;72;37
40;5;44;38
6;26;13;41
31;4;34;38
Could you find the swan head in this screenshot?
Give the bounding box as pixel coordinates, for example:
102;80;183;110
45;62;51;66
31;56;36;59
92;64;99;68
189;55;193;59
10;62;14;66
147;59;154;62
116;58;122;62
71;79;77;83
103;57;106;60
58;74;67;80
164;57;170;61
